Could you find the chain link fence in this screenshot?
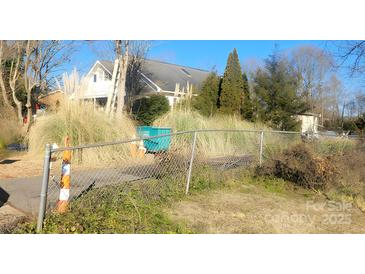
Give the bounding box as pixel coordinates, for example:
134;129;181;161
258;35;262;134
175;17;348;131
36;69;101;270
36;129;364;231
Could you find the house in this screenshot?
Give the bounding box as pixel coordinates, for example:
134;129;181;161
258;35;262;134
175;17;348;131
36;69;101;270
296;113;320;134
83;59;211;107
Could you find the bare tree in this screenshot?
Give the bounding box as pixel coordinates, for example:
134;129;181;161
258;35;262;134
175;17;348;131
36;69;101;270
346;100;357;117
102;40;150;116
35;40;75;93
289;45;333;124
323;74;343;126
125;41;150;112
332;41;365;77
355;91;365;117
23;40;39;129
1;40;74;126
0;41;12;108
0;41;25;122
19;40;74;129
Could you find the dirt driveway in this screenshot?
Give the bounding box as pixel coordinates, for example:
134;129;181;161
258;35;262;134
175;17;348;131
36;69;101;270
167;184;365;233
0;151;43;180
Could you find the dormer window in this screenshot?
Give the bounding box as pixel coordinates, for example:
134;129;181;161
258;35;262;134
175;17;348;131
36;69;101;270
180;68;191;77
93;74;97;82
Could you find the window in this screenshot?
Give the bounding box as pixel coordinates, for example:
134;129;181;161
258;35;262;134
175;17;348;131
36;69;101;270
105;73;112;80
93;74;97;82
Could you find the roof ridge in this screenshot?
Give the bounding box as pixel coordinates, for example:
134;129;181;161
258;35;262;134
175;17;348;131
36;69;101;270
97;58;210;73
143;58;210;73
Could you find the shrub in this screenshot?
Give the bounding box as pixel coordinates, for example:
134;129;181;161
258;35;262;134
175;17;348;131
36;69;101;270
132;95;170;125
343;119;358;132
257;143;337;190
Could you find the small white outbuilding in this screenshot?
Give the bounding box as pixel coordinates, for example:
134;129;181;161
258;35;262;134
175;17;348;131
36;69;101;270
296;113;320;134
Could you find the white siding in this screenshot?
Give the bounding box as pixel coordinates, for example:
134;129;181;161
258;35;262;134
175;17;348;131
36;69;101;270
83;61;182;107
84;65;112;99
297;115;318;133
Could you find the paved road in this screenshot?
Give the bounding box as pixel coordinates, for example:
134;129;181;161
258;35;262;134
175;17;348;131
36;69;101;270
0;176;42;216
0;155;253;216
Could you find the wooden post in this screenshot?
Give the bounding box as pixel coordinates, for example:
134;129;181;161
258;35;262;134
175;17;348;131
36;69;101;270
259;131;264;167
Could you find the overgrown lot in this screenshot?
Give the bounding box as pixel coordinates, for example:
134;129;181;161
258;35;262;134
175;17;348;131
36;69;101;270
13;138;365;234
10;136;365;233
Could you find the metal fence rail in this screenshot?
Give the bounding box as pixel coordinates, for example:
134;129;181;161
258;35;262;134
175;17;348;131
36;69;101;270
36;129;364;232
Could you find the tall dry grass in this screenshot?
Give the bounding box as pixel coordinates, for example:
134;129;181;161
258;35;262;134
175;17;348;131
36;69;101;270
154;110;277;158
0;106;23;148
154;109;268;132
28;71;137;165
28;100;136;151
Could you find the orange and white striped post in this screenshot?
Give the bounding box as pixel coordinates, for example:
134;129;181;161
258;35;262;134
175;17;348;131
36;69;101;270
56;136;72;213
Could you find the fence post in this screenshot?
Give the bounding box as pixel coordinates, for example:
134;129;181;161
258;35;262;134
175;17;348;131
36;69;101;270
186;131;198;194
259;131;264;167
36;144;52;233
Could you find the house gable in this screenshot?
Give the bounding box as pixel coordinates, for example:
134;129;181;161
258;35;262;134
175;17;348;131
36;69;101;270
86;60;112;82
83;61;113;99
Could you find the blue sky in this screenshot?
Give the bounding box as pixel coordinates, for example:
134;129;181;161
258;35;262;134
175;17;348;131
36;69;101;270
147;40;325;73
65;40;364;97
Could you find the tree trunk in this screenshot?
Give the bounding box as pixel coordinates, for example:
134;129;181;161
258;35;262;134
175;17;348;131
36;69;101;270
116;41;129;117
24;41;34;131
26;92;32;131
9;72;23;122
0;74;11;108
8;43;23;123
11;89;23;122
0;41;12;108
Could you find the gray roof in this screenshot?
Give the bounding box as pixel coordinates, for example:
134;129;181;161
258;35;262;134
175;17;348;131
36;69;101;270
98;59;210;92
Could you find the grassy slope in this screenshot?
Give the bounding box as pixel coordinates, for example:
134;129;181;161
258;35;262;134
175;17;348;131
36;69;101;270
14;166;365;234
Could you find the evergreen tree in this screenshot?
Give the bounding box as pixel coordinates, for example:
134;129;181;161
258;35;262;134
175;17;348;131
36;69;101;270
193;71;220;116
253;52;308;130
219;49;244;115
240;72;254;120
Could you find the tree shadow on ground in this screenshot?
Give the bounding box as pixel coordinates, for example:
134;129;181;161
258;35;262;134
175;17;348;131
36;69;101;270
0;159;20;165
